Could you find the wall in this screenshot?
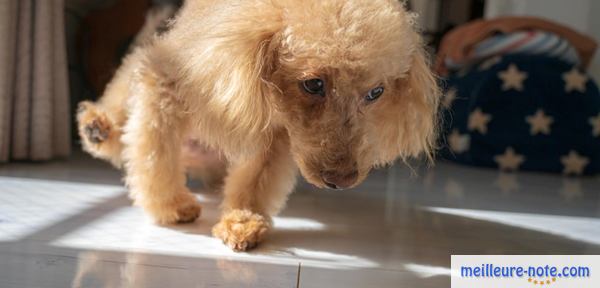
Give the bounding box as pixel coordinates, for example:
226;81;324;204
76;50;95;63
484;0;600;81
410;0;440;32
588;0;600;81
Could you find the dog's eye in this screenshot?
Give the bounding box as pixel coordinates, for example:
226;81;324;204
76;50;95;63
365;86;384;102
302;78;325;96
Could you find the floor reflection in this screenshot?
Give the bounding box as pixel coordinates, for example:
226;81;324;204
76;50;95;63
51;203;377;270
1;156;599;287
425;206;600;245
403;263;452;278
70;250;270;288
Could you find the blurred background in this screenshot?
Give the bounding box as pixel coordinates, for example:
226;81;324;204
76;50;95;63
0;0;598;169
0;1;599;287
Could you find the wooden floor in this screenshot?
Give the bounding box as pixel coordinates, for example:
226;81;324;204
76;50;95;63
1;152;599;287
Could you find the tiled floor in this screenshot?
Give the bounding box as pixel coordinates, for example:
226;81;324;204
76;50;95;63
1;152;599;287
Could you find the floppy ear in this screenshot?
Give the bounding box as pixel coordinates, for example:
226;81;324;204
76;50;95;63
174;1;283;138
370;44;441;166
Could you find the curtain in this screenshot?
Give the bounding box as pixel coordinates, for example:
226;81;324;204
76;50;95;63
0;0;70;162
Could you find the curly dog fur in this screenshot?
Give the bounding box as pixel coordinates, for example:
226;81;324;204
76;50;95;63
77;0;440;251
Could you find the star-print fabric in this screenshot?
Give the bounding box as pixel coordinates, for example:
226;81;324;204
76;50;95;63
440;54;600;175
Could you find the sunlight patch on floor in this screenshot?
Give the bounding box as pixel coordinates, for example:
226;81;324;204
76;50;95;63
51;206;377;269
0;177;124;242
403;263;451;278
272;217;326;230
425;206;600;245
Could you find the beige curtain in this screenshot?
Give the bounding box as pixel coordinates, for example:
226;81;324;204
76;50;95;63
0;0;70;162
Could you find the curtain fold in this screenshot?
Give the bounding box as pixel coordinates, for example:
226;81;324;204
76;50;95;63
0;0;70;162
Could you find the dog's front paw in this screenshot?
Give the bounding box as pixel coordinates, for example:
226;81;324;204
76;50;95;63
212;209;271;252
143;191;202;225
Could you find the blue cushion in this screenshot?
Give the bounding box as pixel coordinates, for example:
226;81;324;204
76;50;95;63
440;54;600;175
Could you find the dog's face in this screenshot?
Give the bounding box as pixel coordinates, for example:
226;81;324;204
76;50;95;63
266;0;440;189
271;66;389;189
174;0;439;189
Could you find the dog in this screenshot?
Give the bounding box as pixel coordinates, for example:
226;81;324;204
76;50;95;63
77;0;440;251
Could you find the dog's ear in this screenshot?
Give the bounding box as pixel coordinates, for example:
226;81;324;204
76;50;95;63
370;44;441;166
176;2;283;139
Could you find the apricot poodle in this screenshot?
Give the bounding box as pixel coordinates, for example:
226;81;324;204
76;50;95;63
77;0;440;251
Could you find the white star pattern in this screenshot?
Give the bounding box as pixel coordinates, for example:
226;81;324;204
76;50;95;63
478;56;502;71
589;113;600;137
447;129;470;153
562;68;588;93
560;150;589;175
494;147;525;171
443;87;457;108
468;108;492;134
525;109;553;135
498;64;528;91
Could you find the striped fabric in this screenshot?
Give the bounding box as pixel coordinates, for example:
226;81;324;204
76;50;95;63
445;30;580;71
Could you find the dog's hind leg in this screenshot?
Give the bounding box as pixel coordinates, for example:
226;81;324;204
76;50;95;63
76;53;135;167
76;5;177;168
212;132;298;251
77;100;124;167
121;53;201;224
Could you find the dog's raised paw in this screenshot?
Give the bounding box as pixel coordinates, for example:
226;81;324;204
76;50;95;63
77;101;113;145
212;209;270;252
84;119;110;144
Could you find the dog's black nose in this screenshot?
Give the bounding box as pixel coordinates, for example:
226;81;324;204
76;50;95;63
321;170;359;189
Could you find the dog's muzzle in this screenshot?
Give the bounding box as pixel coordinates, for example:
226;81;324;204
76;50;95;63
320;169;359;189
